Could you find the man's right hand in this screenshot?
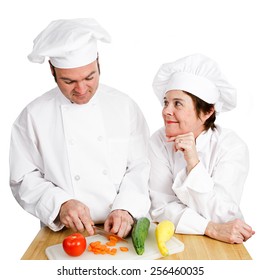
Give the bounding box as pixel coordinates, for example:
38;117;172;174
59;199;95;235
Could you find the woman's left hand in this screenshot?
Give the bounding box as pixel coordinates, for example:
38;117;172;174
167;132;199;173
205;219;255;243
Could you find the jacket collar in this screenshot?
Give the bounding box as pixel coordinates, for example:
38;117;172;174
56;85;101;107
195;128;214;153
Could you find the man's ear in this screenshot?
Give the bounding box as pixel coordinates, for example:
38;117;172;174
49;60;55;76
49;60;57;82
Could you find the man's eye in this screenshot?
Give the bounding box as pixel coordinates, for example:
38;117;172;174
86;76;94;81
64;80;73;85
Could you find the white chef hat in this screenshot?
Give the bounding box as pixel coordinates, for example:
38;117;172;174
152;54;237;112
28;18;111;68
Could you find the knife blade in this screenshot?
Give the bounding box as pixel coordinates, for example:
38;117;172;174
93;226;128;243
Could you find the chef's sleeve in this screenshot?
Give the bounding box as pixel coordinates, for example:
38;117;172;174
111;101;151;218
172;135;248;223
149;130;209;234
9;109;72;231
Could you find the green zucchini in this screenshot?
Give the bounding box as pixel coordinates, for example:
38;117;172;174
131;217;150;255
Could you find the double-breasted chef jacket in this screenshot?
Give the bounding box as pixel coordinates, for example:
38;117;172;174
149;125;249;234
10;84;151;231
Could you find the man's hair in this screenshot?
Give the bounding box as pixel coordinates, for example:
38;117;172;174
50;55;101;82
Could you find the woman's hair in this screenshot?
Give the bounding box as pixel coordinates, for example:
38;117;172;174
184;91;216;131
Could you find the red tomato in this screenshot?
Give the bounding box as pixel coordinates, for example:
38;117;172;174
62;233;87;257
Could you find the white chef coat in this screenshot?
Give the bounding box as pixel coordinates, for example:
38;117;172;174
10;84;151;231
149;125;249;234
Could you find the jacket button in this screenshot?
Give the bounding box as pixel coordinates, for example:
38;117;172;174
97;136;103;141
102;169;108;175
74;175;80;181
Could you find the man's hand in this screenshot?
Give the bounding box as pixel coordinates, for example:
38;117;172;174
104;209;134;238
59;199;94;235
205;219;255;243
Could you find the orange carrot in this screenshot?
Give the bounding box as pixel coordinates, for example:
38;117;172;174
120;247;129;252
90;241;101;247
88;238;128;255
110;248;117;255
108;235;120;242
106;241;117;246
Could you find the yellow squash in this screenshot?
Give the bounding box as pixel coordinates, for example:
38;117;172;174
155;220;175;256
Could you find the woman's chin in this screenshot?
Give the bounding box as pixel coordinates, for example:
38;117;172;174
165;128;178;138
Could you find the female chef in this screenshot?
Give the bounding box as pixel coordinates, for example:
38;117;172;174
149;54;255;243
9;18;151;238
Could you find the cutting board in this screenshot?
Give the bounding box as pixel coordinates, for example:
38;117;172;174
45;223;184;260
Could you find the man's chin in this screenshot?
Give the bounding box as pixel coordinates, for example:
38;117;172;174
72;95;92;105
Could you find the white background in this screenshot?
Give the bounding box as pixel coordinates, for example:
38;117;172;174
1;0;259;278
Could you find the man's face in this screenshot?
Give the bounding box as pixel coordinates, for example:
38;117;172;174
52;60;100;105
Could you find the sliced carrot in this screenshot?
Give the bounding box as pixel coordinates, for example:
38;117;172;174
110;248;117;255
119;247;129;252
88;238;128;256
108;235;120;242
90;241;101;247
106;241;117;246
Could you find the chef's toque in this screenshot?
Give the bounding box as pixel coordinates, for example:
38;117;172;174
28;18;111;69
152;54;237;112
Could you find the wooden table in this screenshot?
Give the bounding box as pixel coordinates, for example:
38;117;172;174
21;226;252;260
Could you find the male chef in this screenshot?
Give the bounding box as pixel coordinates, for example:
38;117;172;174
9;18;151;238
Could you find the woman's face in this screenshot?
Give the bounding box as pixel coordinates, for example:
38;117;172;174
162;90;209;138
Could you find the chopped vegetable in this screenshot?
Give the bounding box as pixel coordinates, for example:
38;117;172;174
119;247;129;252
106;241;117;246
87;235;128;255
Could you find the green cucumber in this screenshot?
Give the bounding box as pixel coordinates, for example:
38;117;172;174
131;217;150;255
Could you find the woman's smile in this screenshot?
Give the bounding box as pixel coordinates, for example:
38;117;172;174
166;120;178;124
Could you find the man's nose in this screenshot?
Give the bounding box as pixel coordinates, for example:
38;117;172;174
75;81;87;94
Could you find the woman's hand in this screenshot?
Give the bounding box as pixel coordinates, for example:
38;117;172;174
205;219;255;243
104;209;134;238
167;132;199;173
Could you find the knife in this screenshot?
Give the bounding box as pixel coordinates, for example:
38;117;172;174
93;226;128;243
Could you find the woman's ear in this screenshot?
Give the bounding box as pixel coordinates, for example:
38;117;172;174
201;106;215;122
207;106;215;117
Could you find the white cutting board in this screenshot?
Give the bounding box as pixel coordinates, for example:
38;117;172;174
45;223;184;260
